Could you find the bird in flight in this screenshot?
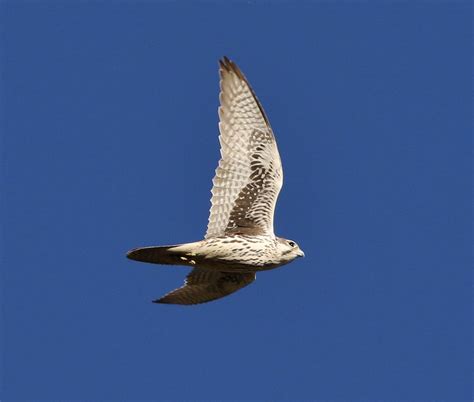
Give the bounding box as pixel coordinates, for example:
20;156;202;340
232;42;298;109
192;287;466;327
127;56;304;305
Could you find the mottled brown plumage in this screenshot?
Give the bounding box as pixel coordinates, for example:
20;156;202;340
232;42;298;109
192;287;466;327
127;57;304;305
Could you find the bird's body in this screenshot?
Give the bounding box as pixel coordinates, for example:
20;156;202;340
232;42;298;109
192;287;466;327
127;57;304;305
129;234;300;273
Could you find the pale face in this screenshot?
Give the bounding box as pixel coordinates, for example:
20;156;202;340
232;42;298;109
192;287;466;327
277;238;305;262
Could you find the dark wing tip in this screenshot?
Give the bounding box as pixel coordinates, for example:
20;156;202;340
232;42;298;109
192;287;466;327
218;57;227;71
219;56;245;80
218;56;270;127
153;295;178;304
219;56;236;76
152;298;168;304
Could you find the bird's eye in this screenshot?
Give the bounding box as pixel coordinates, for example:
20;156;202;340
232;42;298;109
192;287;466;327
288;241;295;247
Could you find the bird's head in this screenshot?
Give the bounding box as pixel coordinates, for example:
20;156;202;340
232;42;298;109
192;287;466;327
276;237;305;262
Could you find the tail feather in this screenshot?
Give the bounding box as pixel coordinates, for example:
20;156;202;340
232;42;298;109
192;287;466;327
127;245;188;265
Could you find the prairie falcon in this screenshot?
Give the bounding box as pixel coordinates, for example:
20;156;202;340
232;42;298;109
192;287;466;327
127;57;304;305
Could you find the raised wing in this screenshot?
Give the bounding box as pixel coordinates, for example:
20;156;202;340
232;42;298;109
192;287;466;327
205;57;283;239
154;269;256;305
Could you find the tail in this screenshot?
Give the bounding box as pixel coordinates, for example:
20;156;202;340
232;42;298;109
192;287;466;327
127;244;190;266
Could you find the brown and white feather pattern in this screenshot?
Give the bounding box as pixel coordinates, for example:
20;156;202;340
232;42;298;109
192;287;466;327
156;268;255;305
206;57;283;239
126;57;304;306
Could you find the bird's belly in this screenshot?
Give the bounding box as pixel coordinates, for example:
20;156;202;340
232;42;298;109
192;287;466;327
183;235;286;272
195;257;285;273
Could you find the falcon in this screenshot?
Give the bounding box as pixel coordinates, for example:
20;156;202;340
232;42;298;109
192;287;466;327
127;56;304;305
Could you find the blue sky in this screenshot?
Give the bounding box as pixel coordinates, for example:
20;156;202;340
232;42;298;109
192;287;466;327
1;1;471;400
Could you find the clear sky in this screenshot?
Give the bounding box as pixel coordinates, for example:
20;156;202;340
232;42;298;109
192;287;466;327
1;1;471;400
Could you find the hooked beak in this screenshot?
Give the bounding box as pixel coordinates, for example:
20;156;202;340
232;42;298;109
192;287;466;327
297;249;305;258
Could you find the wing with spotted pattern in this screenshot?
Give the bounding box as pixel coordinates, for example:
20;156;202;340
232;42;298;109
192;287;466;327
205;57;283;239
154;269;256;305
